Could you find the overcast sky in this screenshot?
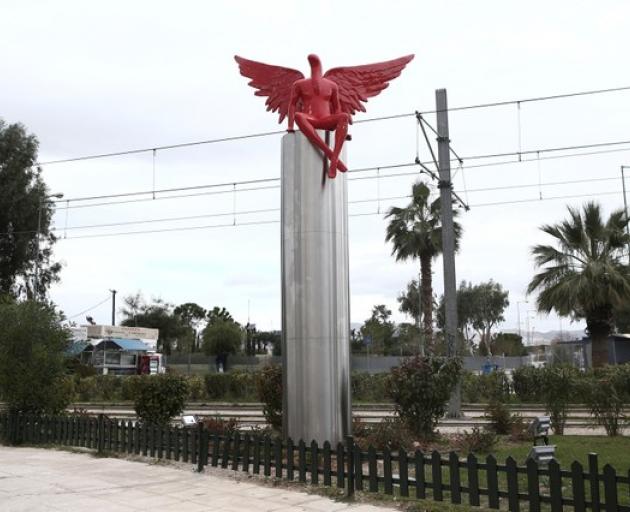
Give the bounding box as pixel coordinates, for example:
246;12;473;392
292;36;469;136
2;1;629;336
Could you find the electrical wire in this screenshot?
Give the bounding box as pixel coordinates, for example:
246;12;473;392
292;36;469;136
65;296;111;319
46;138;630;210
35;85;630;167
54;188;622;240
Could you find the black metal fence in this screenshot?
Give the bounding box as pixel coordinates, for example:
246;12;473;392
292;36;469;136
1;413;629;512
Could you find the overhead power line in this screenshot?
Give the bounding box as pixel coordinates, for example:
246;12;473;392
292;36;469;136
54;188;622;240
65;296;111;319
36;85;630;167
44;138;630;210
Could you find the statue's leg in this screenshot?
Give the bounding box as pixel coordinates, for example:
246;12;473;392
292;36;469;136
329;114;349;178
295;114;336;162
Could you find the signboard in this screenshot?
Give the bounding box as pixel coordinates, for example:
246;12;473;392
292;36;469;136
85;324;159;341
69;327;88;341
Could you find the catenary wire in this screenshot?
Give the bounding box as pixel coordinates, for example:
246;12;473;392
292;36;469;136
65;296;111;319
56;189;623;240
35;85;630;166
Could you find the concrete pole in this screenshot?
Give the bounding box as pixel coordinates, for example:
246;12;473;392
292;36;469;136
436;89;461;417
281;131;351;445
110;289;117;326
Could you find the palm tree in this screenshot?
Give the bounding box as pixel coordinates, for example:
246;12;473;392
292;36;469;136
385;182;462;349
527;202;630;367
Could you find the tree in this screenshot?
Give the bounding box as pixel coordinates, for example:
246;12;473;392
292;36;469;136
490;332;527;357
360;305;395;355
202;319;242;369
0;300;71;415
0;120;61;299
385;181;462;349
470;280;509;354
207;306;234;325
527;202;630;367
437;280;508;355
120;294;185;355
174;302;206;352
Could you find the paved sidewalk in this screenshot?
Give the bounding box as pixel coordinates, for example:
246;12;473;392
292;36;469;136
0;446;396;511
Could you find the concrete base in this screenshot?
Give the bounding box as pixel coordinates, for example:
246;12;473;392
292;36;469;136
281;131;351;446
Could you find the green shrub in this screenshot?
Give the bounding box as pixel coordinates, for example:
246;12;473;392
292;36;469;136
204;371;257;401
453;427;497;454
255;364;282;430
121;376;143;401
461;371;511;403
186;375;207;401
351;372;390;402
388;356;461;439
539;366;579;435
583;365;630;436
484;400;513;434
512;366;545;402
0;301;73;416
133;374;189;426
356;418;413;451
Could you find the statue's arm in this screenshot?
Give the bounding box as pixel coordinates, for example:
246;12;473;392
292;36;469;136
287;83;299;132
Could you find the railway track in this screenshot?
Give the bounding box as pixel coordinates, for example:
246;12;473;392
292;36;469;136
59;402;622;435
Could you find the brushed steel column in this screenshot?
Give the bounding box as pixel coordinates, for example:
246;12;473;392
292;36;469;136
281;131;351;446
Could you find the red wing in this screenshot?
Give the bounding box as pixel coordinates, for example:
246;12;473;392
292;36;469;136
324;55;414;116
235;55;304;123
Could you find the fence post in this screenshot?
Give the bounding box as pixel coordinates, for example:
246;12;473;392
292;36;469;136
323;441;331;487
571;461;586;512
97;414;104;454
549;460;563;512
603;465;618;512
486;455;499;509
336;441;345;490
449;452;461;504
345;436;355;498
506;456;519;512
415;451;426;499
287;438;295;481
368;446;378;493
467;453;480;507
196;424;207;473
310;440;319;485
589;453;601;512
526;458;540;512
432;451;444;501
383;447;393;495
275;437;283;479
399;450;409;498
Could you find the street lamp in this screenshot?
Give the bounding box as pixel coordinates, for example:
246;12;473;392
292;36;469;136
34;192;63;297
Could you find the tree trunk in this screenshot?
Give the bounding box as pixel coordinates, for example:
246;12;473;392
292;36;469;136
420;253;433;350
588;315;611;368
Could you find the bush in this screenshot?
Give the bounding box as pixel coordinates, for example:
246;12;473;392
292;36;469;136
509;415;532;442
204;371;257;401
186;375;207;401
539;366;579;435
484;400;513;434
461;371;512;403
356;418;414;451
133;374;189;426
453;427;497;454
255;364;282;430
201;416;239;435
388;356;461;439
0;301;73;416
583;365;630;436
351;372;390;402
512;366;545;402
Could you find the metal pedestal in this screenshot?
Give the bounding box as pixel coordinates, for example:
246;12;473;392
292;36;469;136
281;131;351;445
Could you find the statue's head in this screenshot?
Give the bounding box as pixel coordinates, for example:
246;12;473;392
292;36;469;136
307;54;322;76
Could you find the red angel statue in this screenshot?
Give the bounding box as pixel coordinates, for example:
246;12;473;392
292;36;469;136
235;53;414;178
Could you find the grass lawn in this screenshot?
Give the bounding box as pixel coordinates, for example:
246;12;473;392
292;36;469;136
489;435;630;473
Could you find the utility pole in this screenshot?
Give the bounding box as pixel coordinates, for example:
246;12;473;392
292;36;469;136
109;289;117;326
418;271;424;356
517;300;528;338
622;166;630;263
436;88;460;417
34;191;63;298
